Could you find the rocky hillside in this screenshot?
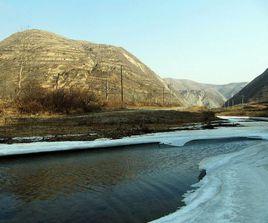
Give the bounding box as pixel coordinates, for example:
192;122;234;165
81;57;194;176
209;82;247;100
0;29;180;106
164;78;245;108
225;69;268;106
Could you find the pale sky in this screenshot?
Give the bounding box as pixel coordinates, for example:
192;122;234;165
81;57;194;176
0;0;267;84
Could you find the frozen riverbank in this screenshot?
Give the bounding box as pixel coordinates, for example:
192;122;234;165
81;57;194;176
153;141;268;223
1;117;267;223
0;119;267;157
0;135;259;223
152;118;268;223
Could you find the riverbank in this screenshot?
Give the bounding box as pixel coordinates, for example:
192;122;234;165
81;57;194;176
152;118;268;223
0;136;258;223
215;103;268;117
0;117;267;223
0;117;266;157
153;140;268;223
0;109;216;144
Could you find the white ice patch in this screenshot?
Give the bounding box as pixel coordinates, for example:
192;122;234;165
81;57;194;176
152;141;268;223
217;115;250;122
217;115;268;122
0;118;268;157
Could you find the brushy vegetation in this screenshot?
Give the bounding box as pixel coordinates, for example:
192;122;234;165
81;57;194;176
13;82;101;114
0;108;217;143
214;103;268;117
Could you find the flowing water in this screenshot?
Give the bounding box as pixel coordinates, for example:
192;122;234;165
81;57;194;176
0;138;260;223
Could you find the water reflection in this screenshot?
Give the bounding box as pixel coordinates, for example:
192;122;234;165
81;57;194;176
1;145;163;202
0;140;259;223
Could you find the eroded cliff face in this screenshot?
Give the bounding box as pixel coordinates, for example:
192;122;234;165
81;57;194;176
164;78;247;108
164;78;225;108
176;89;223;108
210;82;247;100
0;29;180;106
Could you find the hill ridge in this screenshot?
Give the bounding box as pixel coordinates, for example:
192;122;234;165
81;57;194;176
164;78;246;108
0;29;181;106
225;68;268;106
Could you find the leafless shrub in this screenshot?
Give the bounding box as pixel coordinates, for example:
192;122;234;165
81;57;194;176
15;81;101;114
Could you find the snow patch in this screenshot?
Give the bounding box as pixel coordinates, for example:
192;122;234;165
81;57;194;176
152;141;268;223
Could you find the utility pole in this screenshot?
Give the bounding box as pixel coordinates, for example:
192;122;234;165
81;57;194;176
17;32;26;96
105;78;109;101
241;95;244;105
162;87;165;105
55;73;60;90
2;75;7;99
168;83;173;105
120;65;124;107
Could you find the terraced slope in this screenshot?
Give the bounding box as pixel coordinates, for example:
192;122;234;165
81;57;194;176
0;29;180;106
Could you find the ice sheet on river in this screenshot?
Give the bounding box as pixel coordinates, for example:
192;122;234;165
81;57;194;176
0;120;268;157
152;141;268;223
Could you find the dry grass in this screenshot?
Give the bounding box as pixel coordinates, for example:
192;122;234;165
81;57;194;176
215;103;268;117
0;109;216;142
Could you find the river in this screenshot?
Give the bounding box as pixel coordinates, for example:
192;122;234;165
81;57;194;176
0;129;262;223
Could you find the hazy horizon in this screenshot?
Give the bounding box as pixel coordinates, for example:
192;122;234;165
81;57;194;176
1;0;267;84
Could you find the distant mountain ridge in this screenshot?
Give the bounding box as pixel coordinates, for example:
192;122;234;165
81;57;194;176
165;78;246;108
208;82;247;100
225;69;268;106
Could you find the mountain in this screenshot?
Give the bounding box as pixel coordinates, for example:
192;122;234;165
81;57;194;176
225;69;268;106
0;29;249;109
209;82;247;100
164;79;246;108
164;79;225;108
0;29;180;106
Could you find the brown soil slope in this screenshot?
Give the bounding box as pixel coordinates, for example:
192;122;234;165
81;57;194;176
0;29;180;106
225;69;268;106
